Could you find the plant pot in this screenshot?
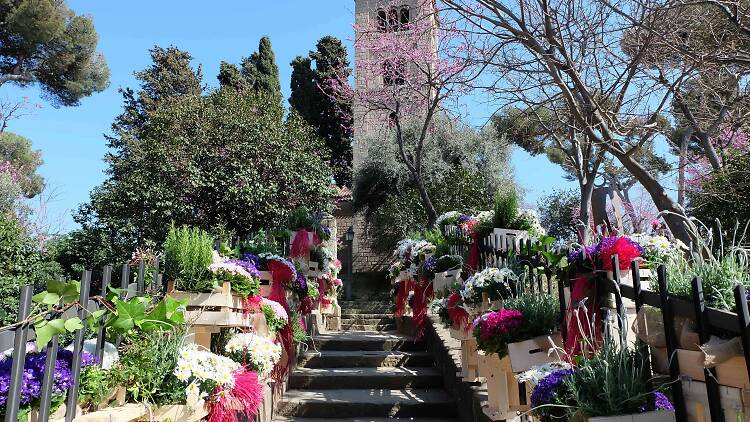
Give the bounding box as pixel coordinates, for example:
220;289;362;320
651;347;750;389
582;410;675;422
433;268;461;292
507;333;563;373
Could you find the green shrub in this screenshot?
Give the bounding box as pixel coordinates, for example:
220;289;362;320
115;330;187;406
163;224;214;292
262;304;288;332
492;189;520;229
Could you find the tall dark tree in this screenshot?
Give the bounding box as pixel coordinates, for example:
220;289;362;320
218;36;282;103
0;0;110;106
289;36;353;186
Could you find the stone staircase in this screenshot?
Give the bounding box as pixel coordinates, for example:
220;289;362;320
274;301;459;421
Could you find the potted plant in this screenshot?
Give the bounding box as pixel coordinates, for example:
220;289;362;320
530;336;675;422
472;293;562;417
430;255;463;292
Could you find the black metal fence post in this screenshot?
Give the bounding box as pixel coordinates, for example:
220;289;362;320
656;265;686;421
691;277;724;422
611;255;624;333
65;270;92;422
95;265;111;362
4;285;33;422
733;285;750;399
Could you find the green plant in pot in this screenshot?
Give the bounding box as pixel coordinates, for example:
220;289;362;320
164;224;214;292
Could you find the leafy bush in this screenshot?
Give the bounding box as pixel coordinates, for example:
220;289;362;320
290;312;308;344
690;151;750;230
163;224;214;292
492;189;520;229
115;330;187;406
240;230;282;256
0;215;61;325
538;189;580;240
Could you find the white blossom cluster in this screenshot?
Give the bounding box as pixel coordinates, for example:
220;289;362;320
225;333;282;377
175;344;240;398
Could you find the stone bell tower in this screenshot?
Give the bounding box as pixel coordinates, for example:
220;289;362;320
349;0;438;273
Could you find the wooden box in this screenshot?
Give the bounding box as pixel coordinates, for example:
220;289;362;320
478;353;527;420
507;333;563;373
651;347;750;389
583;411;675;422
492;228;529;253
433;268;461;292
681;379;750;422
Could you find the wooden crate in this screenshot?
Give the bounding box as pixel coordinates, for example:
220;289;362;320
477;353;526;420
582;411;675;422
681;379;750;422
260;270;273;297
651;347;750;389
433;268;461;292
507;333;563;373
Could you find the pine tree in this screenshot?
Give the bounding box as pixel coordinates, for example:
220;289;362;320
288;36;353;186
218;36;282;103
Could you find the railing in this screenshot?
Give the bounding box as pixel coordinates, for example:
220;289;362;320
0;262;155;422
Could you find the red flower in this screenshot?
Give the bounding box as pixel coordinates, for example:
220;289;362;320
599;236;642;271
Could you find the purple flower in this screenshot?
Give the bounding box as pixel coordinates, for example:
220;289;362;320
296;271;308;297
228;257;261;278
81;351;100;368
457;214;472;224
422;257;437;273
241;253;261;269
530;369;573;408
654;392;674;411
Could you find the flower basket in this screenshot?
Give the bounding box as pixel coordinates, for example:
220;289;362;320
507;333;563;373
651;347;750;389
433;268;461;292
477;352;526;420
580;411;675;422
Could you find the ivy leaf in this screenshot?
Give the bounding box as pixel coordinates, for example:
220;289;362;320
32;292;60;305
86;309;107;330
110;299;146;332
64;317;84;332
35;319;66;348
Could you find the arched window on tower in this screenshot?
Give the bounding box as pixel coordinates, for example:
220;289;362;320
400;6;410;29
377;9;387;32
387;7;399;30
383;59;406;86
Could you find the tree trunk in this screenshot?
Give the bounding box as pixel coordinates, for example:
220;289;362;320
415;177;438;228
697;131;723;171
577;177;596;244
677;134;688;207
610;150;693;245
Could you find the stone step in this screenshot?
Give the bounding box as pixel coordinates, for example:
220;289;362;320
297;350;434;368
273;417;458;422
342;323;397;331
340;308;393;316
340;317;395;325
314;332;425;352
340;311;394;318
288;367;443;389
276;389;457;418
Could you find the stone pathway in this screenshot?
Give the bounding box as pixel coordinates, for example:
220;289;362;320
274;301;459;421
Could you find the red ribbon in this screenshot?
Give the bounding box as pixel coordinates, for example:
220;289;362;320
268;278;294;382
268;260;295;286
467;231;480;273
447;292;469;332
394;278;413;317
412;277;434;338
319;278;333;306
290;229;313;258
564;273;602;357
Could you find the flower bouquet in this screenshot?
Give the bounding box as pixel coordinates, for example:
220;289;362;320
224;333;283;380
461;267;515;313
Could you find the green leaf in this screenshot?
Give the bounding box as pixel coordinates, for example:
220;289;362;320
109;298;146;333
32;291;60;305
64;317;84;332
35;319;65;348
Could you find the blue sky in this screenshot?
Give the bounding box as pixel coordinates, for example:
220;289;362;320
4;1;574;231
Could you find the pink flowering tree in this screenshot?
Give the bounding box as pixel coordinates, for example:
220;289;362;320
686;126;750;192
327;0;480;227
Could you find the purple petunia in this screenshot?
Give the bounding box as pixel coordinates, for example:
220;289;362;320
228;257;261;279
530;369;573;408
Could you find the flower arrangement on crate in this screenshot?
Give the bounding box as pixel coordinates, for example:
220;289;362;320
461;267;516;310
528;337;675;422
567;234;644;273
471;293;560;362
260;297;288;334
224;333;283;379
287;207;330;261
175;344;265;422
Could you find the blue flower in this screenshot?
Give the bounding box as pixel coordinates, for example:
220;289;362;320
530;369;573;408
654;392;674;411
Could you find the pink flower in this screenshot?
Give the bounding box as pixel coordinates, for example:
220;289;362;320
478;309;525;340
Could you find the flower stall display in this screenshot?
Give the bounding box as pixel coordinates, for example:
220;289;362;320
261;297;289;334
224;333;283;379
430;255;463;292
287;208;329;264
471;293;562;419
